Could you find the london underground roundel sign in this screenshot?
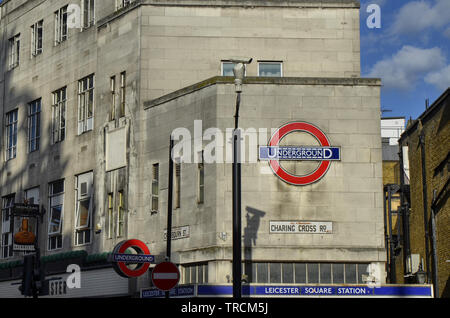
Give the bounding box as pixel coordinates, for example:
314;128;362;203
259;121;341;186
112;239;154;278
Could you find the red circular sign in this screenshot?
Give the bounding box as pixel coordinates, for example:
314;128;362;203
151;262;180;291
269;121;331;186
113;239;151;278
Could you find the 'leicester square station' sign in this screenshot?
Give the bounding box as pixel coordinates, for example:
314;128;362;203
259;121;340;185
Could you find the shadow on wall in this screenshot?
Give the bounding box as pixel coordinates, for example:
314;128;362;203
1;24;70;260
243;206;265;283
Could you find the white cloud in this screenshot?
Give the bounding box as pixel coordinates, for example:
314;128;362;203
425;65;450;90
367;46;446;90
389;0;450;36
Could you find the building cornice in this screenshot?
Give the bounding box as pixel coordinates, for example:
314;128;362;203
144;76;381;109
143;0;360;8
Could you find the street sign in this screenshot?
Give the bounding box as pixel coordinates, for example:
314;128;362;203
259;121;341;186
151;262;180;291
270;221;333;234
13;204;40;216
111;239;154;278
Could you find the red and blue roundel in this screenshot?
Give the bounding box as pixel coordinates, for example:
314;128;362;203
259;121;341;186
111;239;154;278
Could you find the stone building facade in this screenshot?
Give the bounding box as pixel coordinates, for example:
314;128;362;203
0;0;393;297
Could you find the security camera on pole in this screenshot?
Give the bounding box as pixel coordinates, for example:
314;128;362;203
229;57;252;298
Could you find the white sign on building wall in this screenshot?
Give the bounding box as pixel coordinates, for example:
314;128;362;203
270;221;333;234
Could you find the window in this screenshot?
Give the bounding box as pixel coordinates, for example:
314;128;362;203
151;163;159;213
120;71;126;117
116;0;135;11
78;74;95;134
75;172;93;245
31;20;43;56
52;87;66;144
25;187;40;205
5;110;18;161
55;6;68;44
117;190;125;237
82;0;95;28
221;61;235;76
110;76;116;121
1;195;15;259
244;262;370;284
183;263;208;284
258;61;282;77
107;193;113;239
48;180;64;251
175;162;181;208
197;152;204;204
28;99;41;153
8;34;20;70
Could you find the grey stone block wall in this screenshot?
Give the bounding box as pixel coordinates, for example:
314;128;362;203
137;78;384;285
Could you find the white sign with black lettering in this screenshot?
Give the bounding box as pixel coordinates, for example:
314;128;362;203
13;244;35;252
163;225;190;241
270;221;332;234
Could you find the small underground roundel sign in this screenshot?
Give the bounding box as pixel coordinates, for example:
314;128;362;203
111;239;154;278
259;121;341;186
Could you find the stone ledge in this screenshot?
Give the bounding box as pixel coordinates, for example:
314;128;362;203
144;76;381;109
144;0;360;9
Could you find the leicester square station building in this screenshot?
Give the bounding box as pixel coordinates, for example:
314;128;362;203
0;0;433;298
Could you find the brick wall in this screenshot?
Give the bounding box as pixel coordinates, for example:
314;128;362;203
403;97;449;297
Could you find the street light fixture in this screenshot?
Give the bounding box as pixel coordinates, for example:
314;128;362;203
415;264;427;284
229;57;252;298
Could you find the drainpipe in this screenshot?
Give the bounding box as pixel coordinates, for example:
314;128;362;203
383;186;389;280
398;144;411;281
387;185;396;283
430;190;439;297
418;129;430;283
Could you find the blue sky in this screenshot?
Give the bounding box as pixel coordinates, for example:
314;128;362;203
360;0;450;119
1;0;447;119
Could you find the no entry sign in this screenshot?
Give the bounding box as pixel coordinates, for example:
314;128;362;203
152;262;180;291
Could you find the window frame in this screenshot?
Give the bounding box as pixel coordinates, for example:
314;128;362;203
221;61;235;76
55;6;68;45
52;87;67;144
74;172;94;246
107;193;114;239
28;99;42;153
1;195;15;259
31;20;43;57
82;0;95;29
77;74;95;135
116;0;135;11
117;190;125;237
244;262;370;284
110;75;116;121
5;109;18;161
151;163;159;213
8;34;20;70
48;180;64;251
119;71;126;118
257;61;283;77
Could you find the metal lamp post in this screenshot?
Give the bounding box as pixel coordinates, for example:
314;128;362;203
231;58;252;298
